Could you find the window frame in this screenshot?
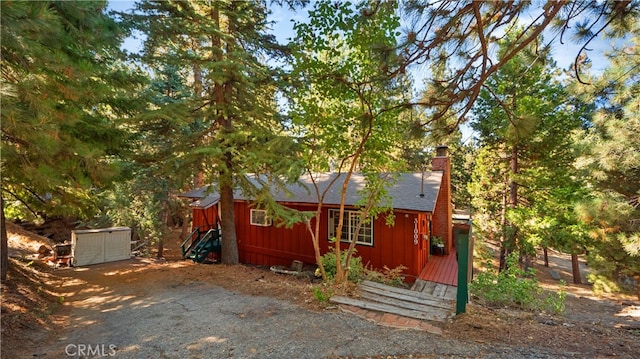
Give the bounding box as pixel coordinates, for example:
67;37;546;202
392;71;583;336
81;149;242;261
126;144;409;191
327;208;374;246
250;209;272;227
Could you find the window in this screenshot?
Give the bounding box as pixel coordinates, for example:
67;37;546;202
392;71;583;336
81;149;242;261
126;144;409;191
250;209;272;226
328;209;373;246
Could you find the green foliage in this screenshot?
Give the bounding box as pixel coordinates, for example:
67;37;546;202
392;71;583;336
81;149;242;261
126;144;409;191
1;1;145;220
93;182;165;254
470;253;566;314
312;285;334;303
469;28;588;265
544;281;567;315
321;249;364;283
288;0;412;283
587;273;622;296
576;192;640;295
431;236;444;246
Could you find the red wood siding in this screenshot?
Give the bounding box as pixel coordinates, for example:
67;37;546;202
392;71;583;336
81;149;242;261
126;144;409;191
190;201;439;281
348;211;421;282
192;206;218;231
236;203;320;267
227;202;429;282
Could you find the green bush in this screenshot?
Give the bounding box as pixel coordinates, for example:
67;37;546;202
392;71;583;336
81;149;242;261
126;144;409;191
312;285;333;303
321;250;364;283
470;252;566;315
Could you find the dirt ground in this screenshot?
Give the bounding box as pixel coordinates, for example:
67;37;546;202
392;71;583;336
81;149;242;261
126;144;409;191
2;221;639;358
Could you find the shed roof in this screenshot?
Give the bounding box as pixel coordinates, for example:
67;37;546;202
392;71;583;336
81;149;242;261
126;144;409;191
181;172;443;213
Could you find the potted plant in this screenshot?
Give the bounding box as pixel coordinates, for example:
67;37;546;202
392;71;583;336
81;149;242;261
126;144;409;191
430;236;444;255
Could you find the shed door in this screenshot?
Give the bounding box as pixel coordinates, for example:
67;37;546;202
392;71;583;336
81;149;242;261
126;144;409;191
103;229;131;262
73;232;104;266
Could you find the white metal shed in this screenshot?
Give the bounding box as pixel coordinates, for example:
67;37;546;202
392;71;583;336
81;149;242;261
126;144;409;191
71;227;131;266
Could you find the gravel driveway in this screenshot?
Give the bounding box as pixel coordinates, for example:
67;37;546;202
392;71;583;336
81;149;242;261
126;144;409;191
34;260;568;359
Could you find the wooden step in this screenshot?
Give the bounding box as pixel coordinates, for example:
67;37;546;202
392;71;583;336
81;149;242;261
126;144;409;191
432;283;447;298
412;279;458;301
358;286;453;312
329;281;455;325
358;291;452;319
330;296;449;323
360;281;454;307
411;279;427;292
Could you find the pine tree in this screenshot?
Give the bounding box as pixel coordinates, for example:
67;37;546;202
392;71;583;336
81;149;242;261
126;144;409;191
127;0;301;264
101;64;196;257
470;30;587;274
571;16;640;297
1;1;145;280
398;1;636;128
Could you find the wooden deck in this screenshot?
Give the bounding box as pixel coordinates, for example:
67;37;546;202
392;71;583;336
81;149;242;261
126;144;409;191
418;250;458;286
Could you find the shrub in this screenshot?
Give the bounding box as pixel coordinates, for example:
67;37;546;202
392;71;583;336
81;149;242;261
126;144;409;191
364;265;408;287
321;250;364;283
588;273;621;295
544;281;567;315
470;252;566;314
312;285;333;303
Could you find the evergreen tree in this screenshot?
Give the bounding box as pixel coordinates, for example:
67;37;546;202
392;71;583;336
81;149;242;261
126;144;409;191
127;0;301;264
470;31;587;274
571;16;640;297
1;1;145;280
97;64;197;257
398;1;637;128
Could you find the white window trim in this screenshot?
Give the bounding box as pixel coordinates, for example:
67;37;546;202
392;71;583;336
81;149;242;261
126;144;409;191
328;209;373;246
250;209;272;227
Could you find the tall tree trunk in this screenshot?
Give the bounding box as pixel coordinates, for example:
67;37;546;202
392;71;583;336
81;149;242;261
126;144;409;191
180;211;190;240
157;199;169;258
192;44;203;97
571;253;582;284
1;196;8;281
211;5;239;264
524;255;532;272
499;190;508;271
505;144;519;269
156;239;164;258
219;178;238;264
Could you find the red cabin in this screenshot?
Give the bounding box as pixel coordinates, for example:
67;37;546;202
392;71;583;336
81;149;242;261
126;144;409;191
181;148;453;283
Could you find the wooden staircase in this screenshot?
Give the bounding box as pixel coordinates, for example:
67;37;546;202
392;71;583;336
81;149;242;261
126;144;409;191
330;280;455;327
181;227;221;263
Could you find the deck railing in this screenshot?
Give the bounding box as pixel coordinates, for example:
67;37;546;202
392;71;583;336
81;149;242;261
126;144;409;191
181;227;201;258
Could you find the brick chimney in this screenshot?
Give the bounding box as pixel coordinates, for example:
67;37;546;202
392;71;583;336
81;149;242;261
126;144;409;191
430;145;453;254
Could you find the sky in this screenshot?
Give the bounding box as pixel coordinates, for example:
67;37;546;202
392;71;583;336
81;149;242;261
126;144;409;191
107;1;622;143
108;1;616;77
